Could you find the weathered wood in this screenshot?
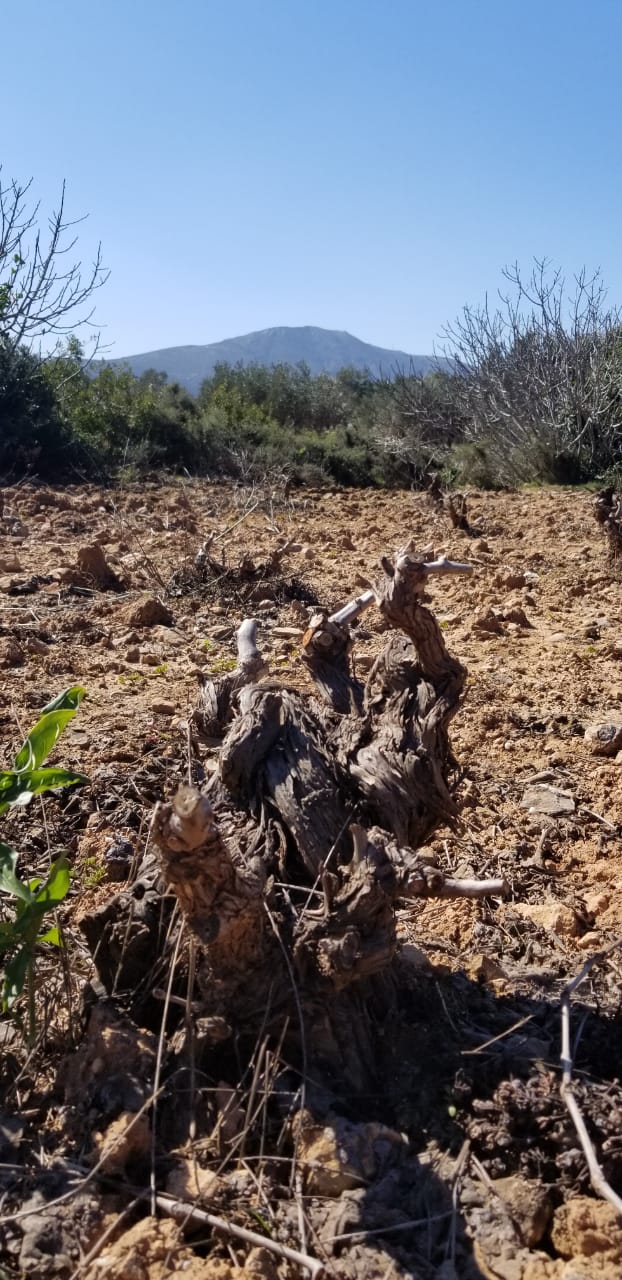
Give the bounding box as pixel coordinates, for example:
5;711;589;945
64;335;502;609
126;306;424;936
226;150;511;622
193;618;268;740
81;544;505;1093
152;786;266;967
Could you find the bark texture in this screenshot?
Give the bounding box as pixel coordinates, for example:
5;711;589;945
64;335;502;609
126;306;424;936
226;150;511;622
82;544;504;1088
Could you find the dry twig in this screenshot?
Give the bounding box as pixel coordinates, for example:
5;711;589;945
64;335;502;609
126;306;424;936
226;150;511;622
560;940;622;1217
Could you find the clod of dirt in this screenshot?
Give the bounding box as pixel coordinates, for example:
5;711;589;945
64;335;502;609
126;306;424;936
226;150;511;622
81;1216;244;1280
292;1109;407;1195
473;609;504;636
498;570;527;590
510;901;578;937
61;1003;157;1111
93;1109;151;1174
491;1176;552;1248
125;595;174;627
76;544;123;591
0;637;25;666
551;1196;622;1275
584;721;622;757
521;785;575;816
165;1159;222;1201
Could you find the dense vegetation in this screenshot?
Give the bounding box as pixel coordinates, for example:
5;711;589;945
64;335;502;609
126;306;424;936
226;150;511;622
1;170;621;488
3;316;621;489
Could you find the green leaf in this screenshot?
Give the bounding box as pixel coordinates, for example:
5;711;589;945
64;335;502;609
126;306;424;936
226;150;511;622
0;843;32;903
37;925;62;946
14;689;86;772
0;767;88;812
2;946;31;1009
34;858;70;909
40;686;86;716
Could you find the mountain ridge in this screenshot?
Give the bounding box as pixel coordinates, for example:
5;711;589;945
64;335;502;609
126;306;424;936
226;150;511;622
103;325;440;395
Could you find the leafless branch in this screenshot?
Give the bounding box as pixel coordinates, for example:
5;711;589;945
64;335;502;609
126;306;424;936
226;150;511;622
0;170;108;352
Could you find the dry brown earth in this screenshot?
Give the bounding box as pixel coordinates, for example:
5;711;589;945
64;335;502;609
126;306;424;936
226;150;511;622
0;480;620;1279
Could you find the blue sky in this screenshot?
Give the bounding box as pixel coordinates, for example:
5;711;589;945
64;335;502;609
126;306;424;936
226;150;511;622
3;0;622;357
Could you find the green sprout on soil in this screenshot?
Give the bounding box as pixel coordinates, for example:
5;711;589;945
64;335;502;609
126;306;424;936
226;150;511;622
81;857;106;889
206;656;237;675
0;686;88;1043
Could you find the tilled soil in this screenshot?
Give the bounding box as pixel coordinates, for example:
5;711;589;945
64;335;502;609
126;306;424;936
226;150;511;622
0;479;620;1280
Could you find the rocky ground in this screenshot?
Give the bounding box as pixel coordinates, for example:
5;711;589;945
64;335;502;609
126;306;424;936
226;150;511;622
0;478;621;1280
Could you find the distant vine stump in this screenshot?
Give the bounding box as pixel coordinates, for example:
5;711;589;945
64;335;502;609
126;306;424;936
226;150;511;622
594;487;622;560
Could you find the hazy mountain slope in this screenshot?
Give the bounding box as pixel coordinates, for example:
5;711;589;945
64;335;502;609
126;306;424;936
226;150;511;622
105;326;439;394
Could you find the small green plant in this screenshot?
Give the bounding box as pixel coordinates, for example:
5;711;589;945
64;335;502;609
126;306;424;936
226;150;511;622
153;664;168;677
207;655;237;675
81;856;106;889
0;686;88;1041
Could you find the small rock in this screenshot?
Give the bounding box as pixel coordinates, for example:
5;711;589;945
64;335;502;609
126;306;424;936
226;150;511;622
584;891;610;916
140;649;163;666
272;626;303;639
208;625;234;641
584;722;622;757
576;931;602;951
473;609;504;636
152;700;176;716
503;606;533;628
521;785;575;816
126;646;140;663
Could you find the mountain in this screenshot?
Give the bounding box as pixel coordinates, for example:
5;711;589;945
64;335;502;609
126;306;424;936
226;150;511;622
103;326;439;395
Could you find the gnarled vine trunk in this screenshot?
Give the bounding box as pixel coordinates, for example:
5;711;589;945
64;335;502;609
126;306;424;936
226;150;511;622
140;546;502;1086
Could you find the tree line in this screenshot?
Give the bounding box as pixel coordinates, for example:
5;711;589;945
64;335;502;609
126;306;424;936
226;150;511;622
1;174;621;489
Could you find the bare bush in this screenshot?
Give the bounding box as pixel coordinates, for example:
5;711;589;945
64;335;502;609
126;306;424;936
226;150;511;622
0;172;108;354
442;261;622;483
